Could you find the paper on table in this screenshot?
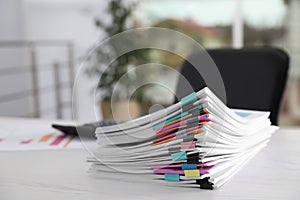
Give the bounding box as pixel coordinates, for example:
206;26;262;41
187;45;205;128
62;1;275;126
0;118;88;151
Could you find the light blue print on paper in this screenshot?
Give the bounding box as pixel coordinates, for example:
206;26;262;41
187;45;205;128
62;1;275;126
235;111;251;117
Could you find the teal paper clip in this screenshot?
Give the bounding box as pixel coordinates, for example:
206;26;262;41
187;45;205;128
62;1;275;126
198;104;204;110
164;173;180;182
182;92;198;106
171;151;187;161
181;164;197;170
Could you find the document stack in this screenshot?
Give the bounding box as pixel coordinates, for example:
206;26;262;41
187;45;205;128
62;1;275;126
89;87;277;189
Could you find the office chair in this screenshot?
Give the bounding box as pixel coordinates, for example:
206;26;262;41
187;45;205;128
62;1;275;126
175;48;289;125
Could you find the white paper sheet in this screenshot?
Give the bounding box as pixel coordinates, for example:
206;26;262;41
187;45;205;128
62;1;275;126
0;118;91;151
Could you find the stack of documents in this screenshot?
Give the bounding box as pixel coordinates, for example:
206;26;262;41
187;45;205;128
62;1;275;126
88;87;277;189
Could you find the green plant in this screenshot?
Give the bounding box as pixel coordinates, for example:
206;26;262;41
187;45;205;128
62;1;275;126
85;0;150;102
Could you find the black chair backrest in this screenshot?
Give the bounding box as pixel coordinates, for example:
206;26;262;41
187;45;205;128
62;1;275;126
175;48;289;125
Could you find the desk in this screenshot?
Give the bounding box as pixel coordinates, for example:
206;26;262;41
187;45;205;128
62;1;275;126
0;125;300;200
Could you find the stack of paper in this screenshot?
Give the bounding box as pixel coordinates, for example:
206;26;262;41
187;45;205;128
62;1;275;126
88;87;277;189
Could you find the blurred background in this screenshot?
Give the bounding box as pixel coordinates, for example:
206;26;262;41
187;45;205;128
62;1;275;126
0;0;299;125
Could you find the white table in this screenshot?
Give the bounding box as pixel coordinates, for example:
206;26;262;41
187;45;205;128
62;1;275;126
1;126;300;200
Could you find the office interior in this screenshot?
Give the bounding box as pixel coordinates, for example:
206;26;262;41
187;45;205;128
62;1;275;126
0;0;299;126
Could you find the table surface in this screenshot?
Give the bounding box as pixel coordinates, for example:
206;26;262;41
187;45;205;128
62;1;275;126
0;124;300;200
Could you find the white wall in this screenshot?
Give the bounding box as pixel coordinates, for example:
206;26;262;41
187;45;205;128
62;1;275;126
23;0;109;121
0;0;31;117
0;0;25;40
0;0;110;120
25;1;107;55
